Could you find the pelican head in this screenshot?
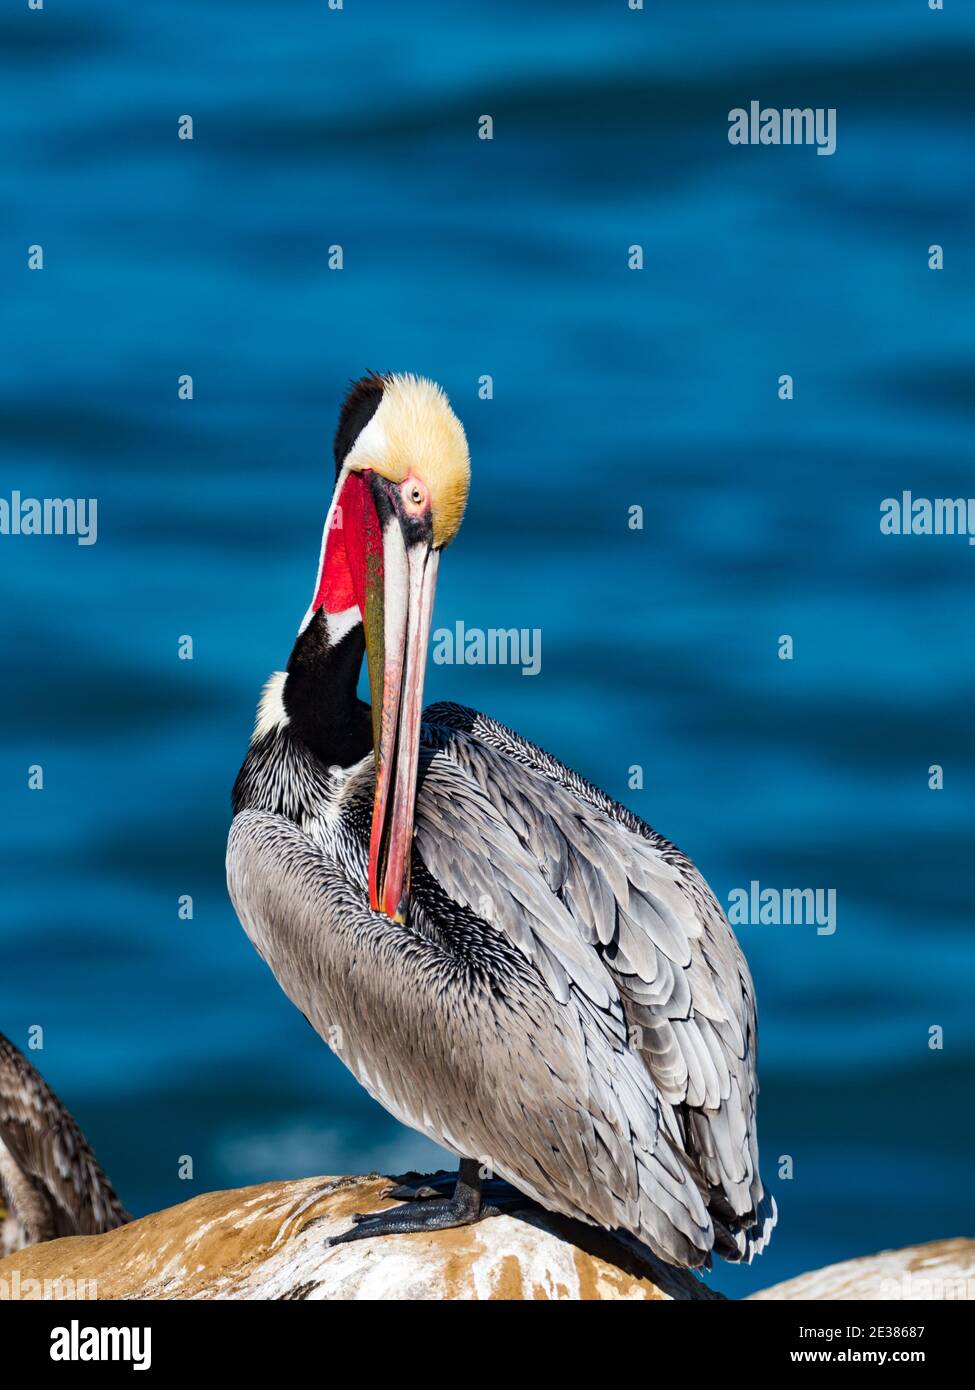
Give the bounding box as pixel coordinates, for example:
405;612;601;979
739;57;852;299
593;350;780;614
310;372;469;922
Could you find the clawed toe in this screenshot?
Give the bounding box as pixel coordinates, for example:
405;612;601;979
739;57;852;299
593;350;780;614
382;1182;441;1201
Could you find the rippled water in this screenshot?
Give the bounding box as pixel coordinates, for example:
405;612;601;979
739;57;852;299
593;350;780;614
1;1;972;1295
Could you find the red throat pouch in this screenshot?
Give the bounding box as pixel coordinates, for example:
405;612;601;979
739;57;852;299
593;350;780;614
314;472;383;617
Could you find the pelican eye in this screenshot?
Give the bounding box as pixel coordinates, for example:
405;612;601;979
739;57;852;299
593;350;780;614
401;479;428;514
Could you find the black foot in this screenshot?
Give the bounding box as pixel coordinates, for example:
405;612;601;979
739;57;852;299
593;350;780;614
325;1159;500;1249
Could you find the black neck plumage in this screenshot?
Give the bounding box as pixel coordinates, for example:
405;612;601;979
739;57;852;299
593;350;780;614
283;608;372;768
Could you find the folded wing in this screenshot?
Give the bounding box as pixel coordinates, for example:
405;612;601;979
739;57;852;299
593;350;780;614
418;702;775;1263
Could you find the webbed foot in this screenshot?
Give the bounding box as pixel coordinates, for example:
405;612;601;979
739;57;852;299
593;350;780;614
325;1159;500;1248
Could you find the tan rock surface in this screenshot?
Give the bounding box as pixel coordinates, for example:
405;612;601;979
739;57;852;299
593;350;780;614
749;1238;975;1301
0;1174;720;1301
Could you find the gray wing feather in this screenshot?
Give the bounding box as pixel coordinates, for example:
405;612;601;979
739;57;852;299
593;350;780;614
421;702;774;1262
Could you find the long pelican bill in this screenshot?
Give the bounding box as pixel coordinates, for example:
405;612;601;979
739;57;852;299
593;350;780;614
366;509;439;923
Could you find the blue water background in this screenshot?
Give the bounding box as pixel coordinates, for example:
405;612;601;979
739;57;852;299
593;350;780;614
1;2;973;1295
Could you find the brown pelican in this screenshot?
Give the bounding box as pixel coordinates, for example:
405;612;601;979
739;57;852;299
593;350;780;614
227;372;775;1268
0;1032;129;1253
